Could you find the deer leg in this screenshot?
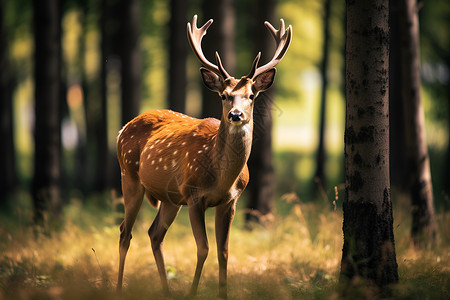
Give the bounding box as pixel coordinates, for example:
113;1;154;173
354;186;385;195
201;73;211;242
148;201;181;294
117;175;144;291
215;200;236;299
188;200;209;297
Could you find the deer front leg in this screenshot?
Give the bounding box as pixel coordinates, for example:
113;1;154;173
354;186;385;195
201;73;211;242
188;200;209;297
148;201;181;294
215;200;236;299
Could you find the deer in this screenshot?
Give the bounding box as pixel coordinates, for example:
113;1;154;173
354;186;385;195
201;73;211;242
116;15;292;298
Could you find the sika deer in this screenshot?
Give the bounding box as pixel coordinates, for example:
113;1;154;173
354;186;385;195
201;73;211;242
116;15;292;298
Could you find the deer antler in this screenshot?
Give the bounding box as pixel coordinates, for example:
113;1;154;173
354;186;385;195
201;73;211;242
246;19;293;79
187;15;231;79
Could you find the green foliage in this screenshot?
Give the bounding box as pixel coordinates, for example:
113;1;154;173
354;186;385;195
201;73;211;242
1;195;449;299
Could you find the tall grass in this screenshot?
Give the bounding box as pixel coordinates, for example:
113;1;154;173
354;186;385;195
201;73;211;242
0;193;448;299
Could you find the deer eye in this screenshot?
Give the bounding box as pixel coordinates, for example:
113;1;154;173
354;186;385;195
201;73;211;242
249;94;255;100
221;94;227;101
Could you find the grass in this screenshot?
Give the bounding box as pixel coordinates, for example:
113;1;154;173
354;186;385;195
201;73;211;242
0;193;449;300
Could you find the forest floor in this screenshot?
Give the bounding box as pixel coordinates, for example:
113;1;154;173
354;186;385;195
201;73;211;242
0;192;449;300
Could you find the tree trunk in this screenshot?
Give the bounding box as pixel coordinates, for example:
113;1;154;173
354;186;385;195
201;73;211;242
32;0;62;224
201;0;235;118
96;0;121;193
315;0;331;191
0;0;17;205
168;0;187;113
389;0;409;192
245;0;276;225
120;0;141;124
399;0;437;247
97;0;110;193
340;0;398;288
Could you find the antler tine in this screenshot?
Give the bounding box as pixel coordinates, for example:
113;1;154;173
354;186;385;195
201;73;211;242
246;19;292;80
246;52;261;79
187;15;231;79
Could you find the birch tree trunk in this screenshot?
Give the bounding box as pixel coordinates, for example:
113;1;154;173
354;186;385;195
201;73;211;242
340;0;398;287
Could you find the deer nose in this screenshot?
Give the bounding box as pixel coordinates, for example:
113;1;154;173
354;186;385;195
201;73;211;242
228;110;243;122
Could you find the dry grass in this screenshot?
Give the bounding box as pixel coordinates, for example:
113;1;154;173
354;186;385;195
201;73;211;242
0;194;449;300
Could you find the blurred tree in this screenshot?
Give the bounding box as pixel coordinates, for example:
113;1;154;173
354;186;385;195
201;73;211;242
120;0;141;124
74;0;90;196
245;0;276;225
168;0;188;113
389;0;409;193
32;0;62;224
399;0;437;246
314;0;331;192
96;0;121;193
201;0;235;118
340;0;398;288
0;0;17;205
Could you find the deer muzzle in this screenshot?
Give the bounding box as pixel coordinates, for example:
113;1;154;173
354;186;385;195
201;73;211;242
228;109;245;125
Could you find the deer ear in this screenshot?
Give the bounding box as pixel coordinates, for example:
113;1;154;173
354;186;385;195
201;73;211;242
253;68;276;92
200;68;224;92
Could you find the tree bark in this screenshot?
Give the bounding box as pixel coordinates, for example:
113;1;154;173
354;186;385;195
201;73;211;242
32;0;62;224
168;0;187;113
201;0;235;118
341;0;398;287
245;0;276;225
399;0;437;247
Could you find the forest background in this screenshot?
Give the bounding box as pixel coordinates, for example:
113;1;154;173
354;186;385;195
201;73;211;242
0;0;449;299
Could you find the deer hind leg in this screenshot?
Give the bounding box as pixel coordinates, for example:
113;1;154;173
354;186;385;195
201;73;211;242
117;174;144;291
188;200;208;297
148;201;181;294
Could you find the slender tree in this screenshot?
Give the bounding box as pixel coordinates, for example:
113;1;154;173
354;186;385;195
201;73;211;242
32;0;62;224
314;0;331;192
97;0;121;193
341;0;398;288
0;0;17;205
201;0;235;118
120;0;141;124
245;0;276;224
399;0;437;246
389;0;409;192
168;0;188;113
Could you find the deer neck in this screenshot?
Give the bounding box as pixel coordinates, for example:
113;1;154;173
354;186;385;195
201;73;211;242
212;116;253;191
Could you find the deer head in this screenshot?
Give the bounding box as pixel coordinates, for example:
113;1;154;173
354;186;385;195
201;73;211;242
187;15;292;130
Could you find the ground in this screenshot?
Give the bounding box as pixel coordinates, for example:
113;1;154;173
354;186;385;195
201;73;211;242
0;193;449;299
